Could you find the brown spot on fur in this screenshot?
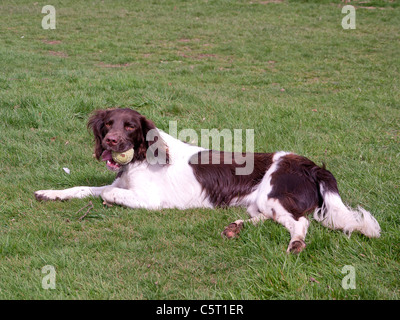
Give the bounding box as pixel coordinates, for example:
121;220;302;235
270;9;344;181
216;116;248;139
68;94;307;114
272;208;277;221
189;151;273;207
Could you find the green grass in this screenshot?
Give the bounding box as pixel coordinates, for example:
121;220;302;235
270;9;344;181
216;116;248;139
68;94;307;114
0;0;399;299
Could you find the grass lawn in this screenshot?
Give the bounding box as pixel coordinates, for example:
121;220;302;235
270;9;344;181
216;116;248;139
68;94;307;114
0;0;399;299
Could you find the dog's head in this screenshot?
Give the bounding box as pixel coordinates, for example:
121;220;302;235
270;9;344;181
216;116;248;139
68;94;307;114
88;108;168;171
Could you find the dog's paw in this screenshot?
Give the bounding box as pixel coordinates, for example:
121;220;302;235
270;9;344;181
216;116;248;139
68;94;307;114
34;190;62;201
221;221;244;239
286;239;306;254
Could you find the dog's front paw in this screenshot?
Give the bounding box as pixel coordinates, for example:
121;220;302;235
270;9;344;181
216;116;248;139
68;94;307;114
34;190;63;201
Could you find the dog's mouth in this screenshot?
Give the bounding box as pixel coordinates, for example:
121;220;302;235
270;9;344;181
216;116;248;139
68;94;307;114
101;150;121;172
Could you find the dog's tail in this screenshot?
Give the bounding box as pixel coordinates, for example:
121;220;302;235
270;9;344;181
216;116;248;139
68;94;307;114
313;167;381;238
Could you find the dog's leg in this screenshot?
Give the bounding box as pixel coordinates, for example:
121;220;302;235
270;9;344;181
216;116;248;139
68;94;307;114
35;186;107;201
270;202;309;254
286;217;309;254
221;211;271;239
246;203;260;218
222;200;309;254
100;187;161;210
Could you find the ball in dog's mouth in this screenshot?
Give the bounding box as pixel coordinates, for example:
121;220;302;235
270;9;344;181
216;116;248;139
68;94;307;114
112;148;134;165
101;148;134;171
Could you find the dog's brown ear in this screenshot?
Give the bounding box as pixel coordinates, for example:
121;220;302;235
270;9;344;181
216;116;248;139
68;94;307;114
88;110;107;160
136;116;156;161
141;117;157;145
137;116;170;164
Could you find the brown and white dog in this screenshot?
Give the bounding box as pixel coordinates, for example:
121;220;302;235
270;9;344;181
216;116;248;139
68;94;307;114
35;108;381;253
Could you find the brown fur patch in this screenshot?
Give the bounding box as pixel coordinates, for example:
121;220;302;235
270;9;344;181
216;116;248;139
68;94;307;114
189;152;273;207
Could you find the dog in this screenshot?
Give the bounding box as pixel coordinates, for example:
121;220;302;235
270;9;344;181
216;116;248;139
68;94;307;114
35;108;381;253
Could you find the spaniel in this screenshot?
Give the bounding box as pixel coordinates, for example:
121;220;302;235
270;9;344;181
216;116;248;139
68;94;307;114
35;108;381;253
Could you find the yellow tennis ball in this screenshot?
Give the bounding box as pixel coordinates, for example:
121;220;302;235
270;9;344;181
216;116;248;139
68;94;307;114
111;148;134;165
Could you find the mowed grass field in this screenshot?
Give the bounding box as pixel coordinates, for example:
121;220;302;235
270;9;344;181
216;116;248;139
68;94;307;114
0;0;399;300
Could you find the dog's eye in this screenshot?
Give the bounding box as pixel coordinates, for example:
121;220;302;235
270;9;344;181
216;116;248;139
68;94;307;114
125;125;135;131
105;122;112;129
